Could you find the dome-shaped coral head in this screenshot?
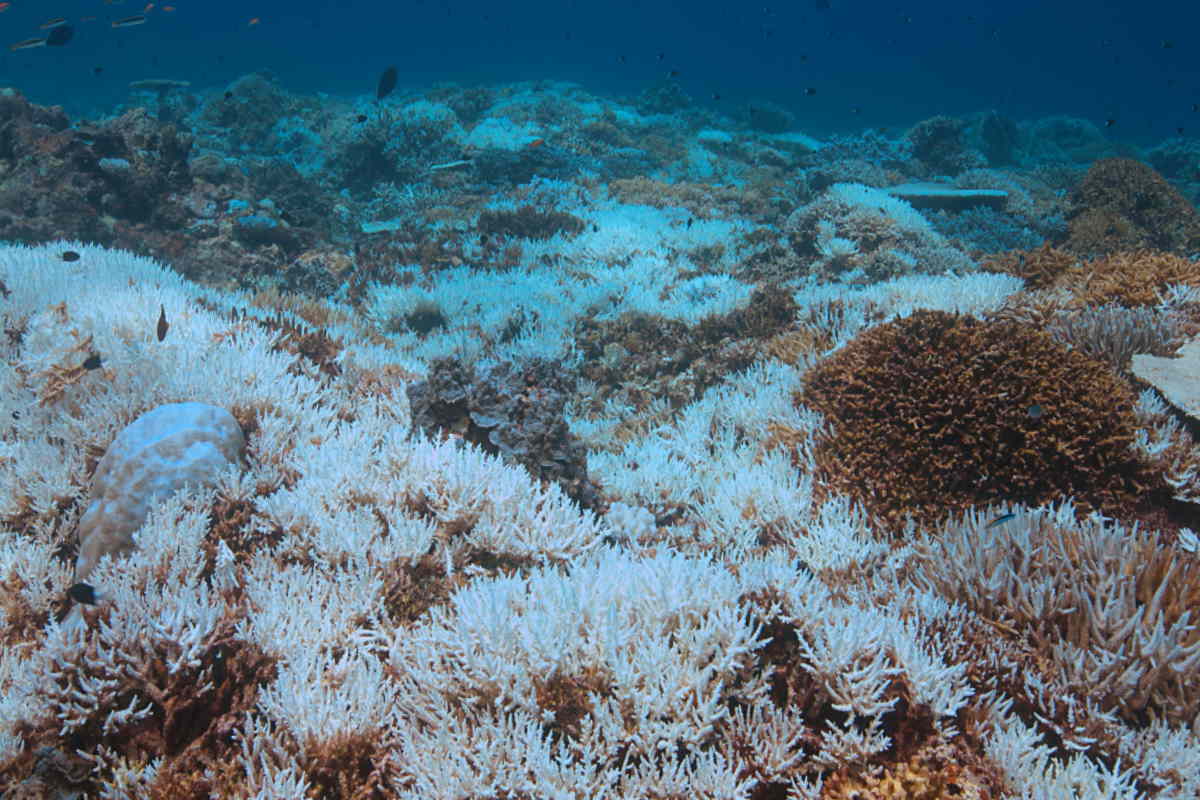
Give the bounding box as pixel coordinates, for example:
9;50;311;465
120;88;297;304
74;402;246;586
1065;157;1200;258
797;310;1158;534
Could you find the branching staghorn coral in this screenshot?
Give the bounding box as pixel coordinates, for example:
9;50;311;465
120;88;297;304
916;503;1200;740
1;243;1198;798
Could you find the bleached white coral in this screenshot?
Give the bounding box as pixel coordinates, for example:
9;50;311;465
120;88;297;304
74;401;246;581
824;182;934;233
374;548;767;767
2;239;1193;797
257;648;398;744
603;500;656;544
11;498;231;741
984;698;1144;800
1133;387;1200;503
813;219;860;261
788;182;977;281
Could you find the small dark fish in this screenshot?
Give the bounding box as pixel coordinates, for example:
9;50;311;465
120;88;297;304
156;304;168;341
686;217;694;229
985;512;1016;529
667;69;679;78
355;113;368;123
376;65;398;102
41;17;69;29
93;65;105;75
803;87;817;96
211;645;227;683
1027;404;1043;420
224;90;234;100
1179;127;1186;136
657;51;665;61
46;25;74;46
111;14;146;27
592;223;599;232
1162;40;1175;49
712;92;721;101
83;353;102;370
60;250;81;262
1104;118;1116;128
1193;103;1199;112
67;582;97;605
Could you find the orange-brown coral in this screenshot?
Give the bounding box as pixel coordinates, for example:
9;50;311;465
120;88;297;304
980;242;1077;292
1064;158;1200;257
820;740;999;800
1060;249;1200;307
0;611;276;799
575;285;799;413
797;310;1158;533
607;175;776;220
920;510;1200;762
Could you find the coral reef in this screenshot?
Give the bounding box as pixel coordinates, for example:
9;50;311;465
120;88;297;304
981;242;1078;291
797;309;1159;531
904;115;986;176
1062;249;1200;308
920;505;1200;734
1044;303;1183;378
0;244;1198;798
0;91;191;246
974;110;1020;167
406;357;599;508
74;402;246;582
786;183;976;282
1020;116;1121;164
477;204;586;240
575;284;798;414
1;64;1199;797
1146;136;1200;184
1065;158;1200;257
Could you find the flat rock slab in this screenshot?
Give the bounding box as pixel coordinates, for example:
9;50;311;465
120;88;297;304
886;182;1008;211
1132;338;1200;421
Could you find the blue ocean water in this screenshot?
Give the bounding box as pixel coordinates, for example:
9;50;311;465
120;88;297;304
3;0;1195;142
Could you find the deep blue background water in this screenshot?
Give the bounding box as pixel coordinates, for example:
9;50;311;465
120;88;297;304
0;0;1195;141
